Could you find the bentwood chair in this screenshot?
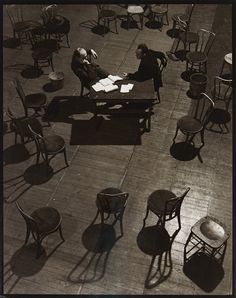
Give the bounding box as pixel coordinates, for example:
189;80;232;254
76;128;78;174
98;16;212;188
186;29;215;73
171;4;195;38
175;16;199;60
127;5;144;30
173;93;214;149
14;78;47;118
6;5;41;46
28;122;69;169
207;76;232;133
6;107;42;144
149;4;169;31
16;201;64;258
93;188;129;236
143;187;190;230
96;5;118;36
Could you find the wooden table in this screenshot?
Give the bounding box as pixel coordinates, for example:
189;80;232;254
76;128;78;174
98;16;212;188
90;79;156;132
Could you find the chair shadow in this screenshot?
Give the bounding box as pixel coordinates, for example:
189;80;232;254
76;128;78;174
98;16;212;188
3;37;21;49
45;95;94;123
120;19;139;30
137;225;179;288
3;144;31;165
91;25;110;36
166;28;180;38
70;115;142;145
145;20;162;30
170;142;202;162
183;252;225;292
67;223;121;284
21;66;43;79
181;69;197;82
43;82;60;92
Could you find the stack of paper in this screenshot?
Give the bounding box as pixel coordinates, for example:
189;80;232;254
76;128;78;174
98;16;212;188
92;75;123;93
104;84;119;93
92;82;105;92
120;83;134;93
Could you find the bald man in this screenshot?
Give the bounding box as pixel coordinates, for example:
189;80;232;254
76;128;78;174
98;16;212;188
71;47;109;89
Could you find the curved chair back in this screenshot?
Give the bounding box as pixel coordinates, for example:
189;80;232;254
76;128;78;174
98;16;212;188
164;187;190;222
97;191;129;216
198;93;215;127
16;202;39;233
41;4;58;24
195;29;215;55
213;76;232;109
6;5;24;27
14;78;27;113
28;123;48;162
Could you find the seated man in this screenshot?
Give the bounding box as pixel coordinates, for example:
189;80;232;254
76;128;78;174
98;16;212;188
71;47;109;93
124;43;167;102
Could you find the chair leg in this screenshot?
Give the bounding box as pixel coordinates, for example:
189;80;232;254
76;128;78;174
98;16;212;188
58;224;65;242
66;34;70;47
63;148;69;167
50;56;54;72
36;237;43;259
115;18;118;34
140;13;144;30
173;126;179;143
200;130;205;148
177;214;181;230
127;13;130;30
143;206;149;228
24;226;30;246
165;12;169;25
119;214;124;236
80;84;84;97
156;89;161;103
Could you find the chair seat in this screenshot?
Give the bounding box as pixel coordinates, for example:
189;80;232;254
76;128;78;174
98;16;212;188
31;207;61;234
127;5;144;14
186;51;207;63
96;187;126;214
172;13;188;22
100;9;117;19
41;135;65;153
179;31;198;44
148;190;176;214
178;116;203;133
32;48;52;60
208;108;231;124
25;93;47;108
17;117;43;137
151;6;168;14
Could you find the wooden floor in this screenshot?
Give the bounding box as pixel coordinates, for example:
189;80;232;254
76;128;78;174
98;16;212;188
3;4;232;295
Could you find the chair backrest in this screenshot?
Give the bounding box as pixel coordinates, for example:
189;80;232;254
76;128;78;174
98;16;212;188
213;76;232;109
14;78;26;108
41;4;58;24
185;4;195;23
97;191;129;215
16;202;39;233
6;5;24;26
196;93;215;126
195;29;215;55
28;124;47;161
164;187;190;221
96;4;109;15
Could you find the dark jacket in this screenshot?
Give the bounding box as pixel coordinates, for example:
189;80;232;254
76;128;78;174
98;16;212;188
128;49;167;90
71;49;100;87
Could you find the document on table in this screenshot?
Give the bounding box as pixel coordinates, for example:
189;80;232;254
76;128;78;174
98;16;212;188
120;83;134;93
99;75;123;87
92;82;105;92
104;84;119;93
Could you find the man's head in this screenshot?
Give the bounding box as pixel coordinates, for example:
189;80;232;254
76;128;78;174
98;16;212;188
74;47;88;63
136;43;149;59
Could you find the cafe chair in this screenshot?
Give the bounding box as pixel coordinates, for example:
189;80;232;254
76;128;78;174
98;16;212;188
171;4;195;38
184;216;230;266
175;16;199;60
206;76;232;133
6;107;43;144
96;5;118;37
127;5;144;30
28;122;69;169
186;29;215;73
149;4;169;31
143;187;190;230
172;93;214;150
32;47;54;75
6;5;42;46
14;78;47;118
94;188;129;236
16;201;64;258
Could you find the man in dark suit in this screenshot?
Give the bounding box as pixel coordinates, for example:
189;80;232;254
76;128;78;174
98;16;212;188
124;44;167;102
71;47;109;90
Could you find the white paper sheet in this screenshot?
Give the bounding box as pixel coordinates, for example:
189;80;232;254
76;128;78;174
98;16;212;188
120;84;134;93
92;82;105;92
108;75;123;82
104;84;119;93
99;77;114;86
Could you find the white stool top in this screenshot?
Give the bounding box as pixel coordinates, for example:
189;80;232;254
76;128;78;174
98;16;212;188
224;53;232;65
127;5;144;14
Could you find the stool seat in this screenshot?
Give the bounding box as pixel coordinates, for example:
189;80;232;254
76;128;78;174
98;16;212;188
192;216;230;248
127;5;144;14
186;51;207;63
31;207;61;234
151;6;167;14
100;9;116;19
178;116;203;133
224;53;232;65
148;190;176;214
32;47;52;59
39;135;65;154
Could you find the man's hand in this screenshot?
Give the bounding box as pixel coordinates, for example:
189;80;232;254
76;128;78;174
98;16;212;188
90;49;98;59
